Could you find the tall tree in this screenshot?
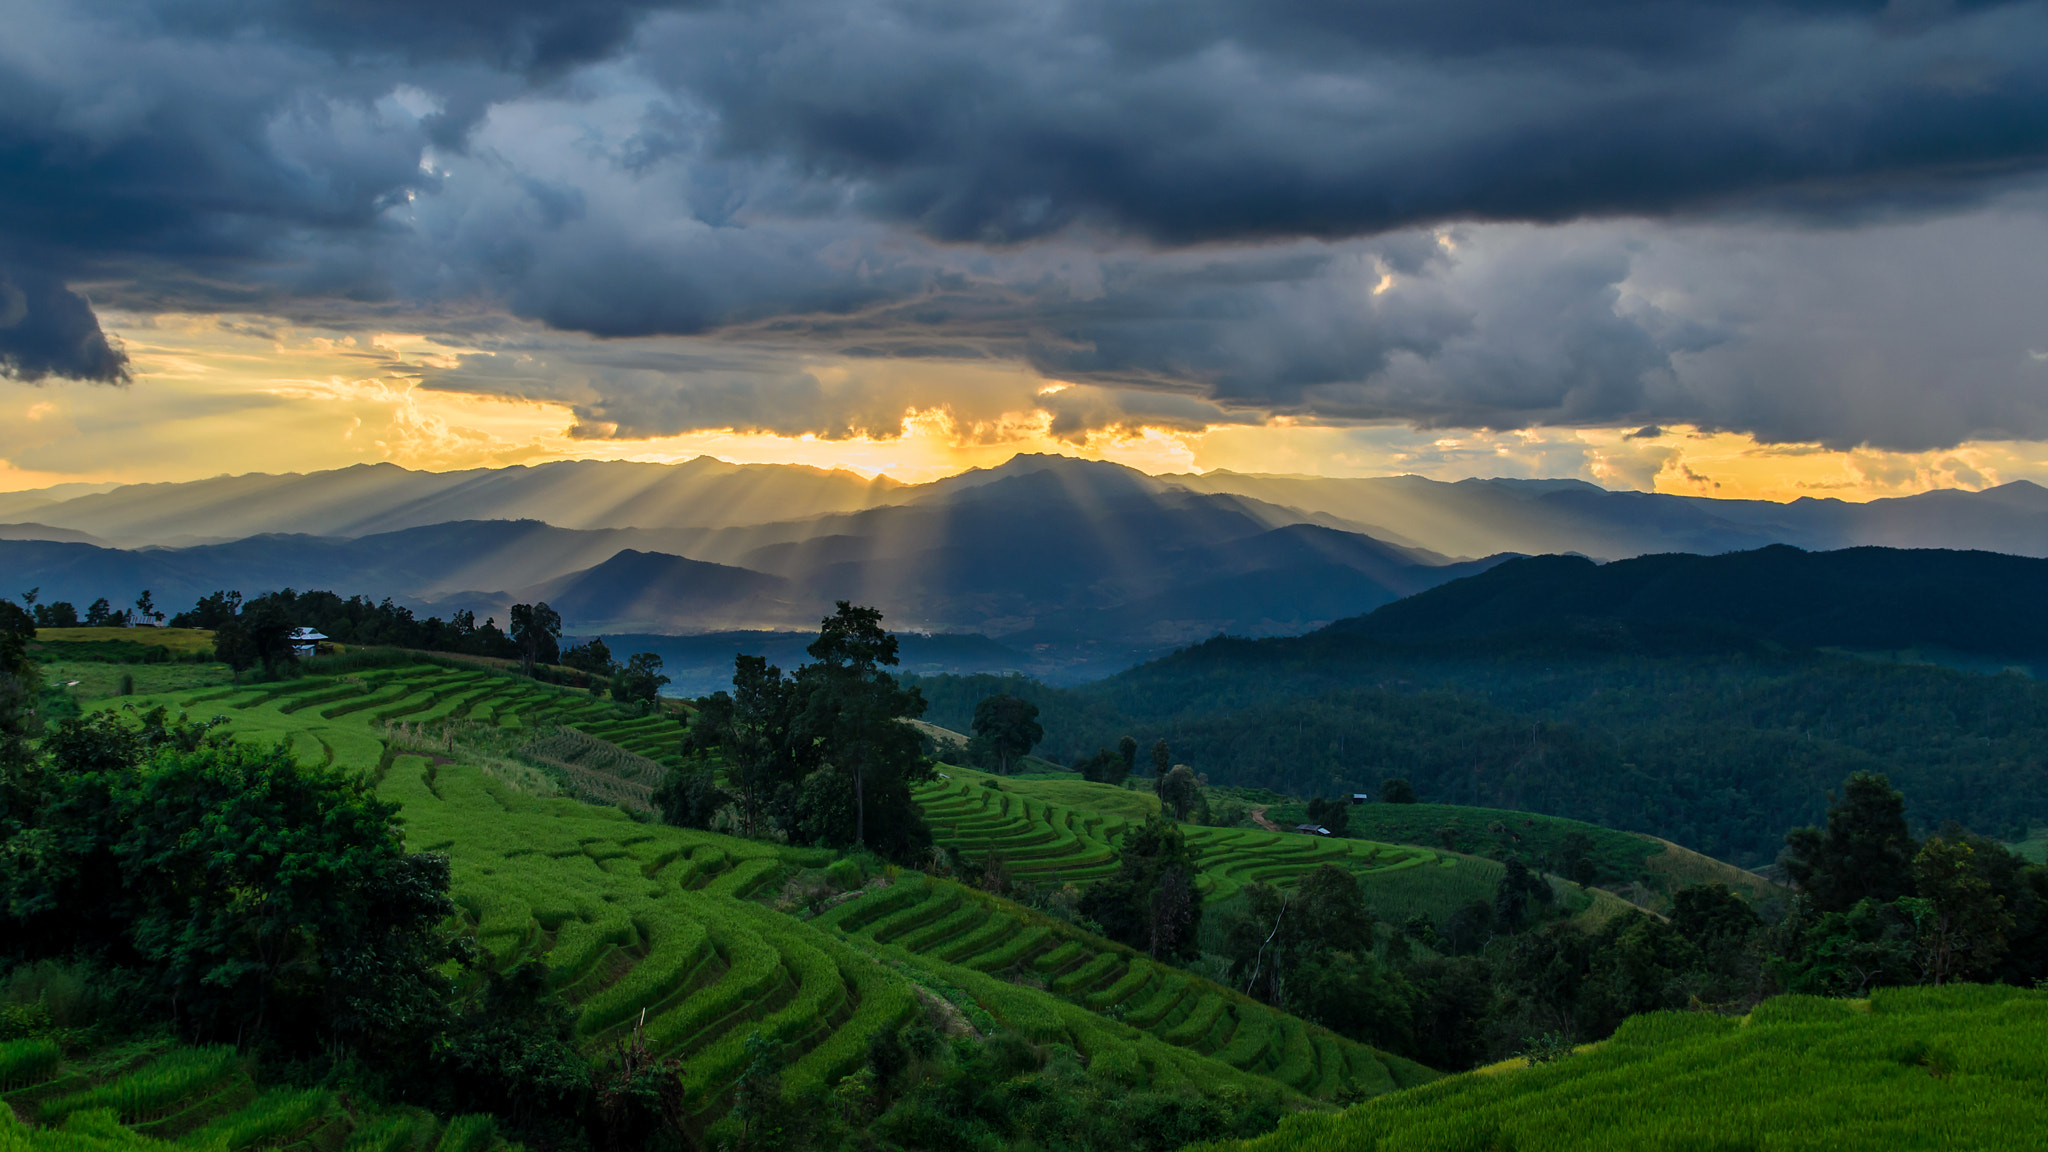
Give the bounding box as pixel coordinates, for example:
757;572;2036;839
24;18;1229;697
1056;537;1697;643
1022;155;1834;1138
1076;746;1128;787
793;603;933;857
692;655;800;837
31;601;78;628
612;652;670;705
1910;837;2015;985
1306;795;1351;836
1080;816;1203;960
214;595;297;679
560;637;616;677
134;589;165;626
0;600;40;780
171;590;242;630
1782;772;1917;914
1157;764;1200;821
508;602;562;675
1227;864;1377;1008
1150;738;1171;778
1117;735;1138;774
970;693;1042;774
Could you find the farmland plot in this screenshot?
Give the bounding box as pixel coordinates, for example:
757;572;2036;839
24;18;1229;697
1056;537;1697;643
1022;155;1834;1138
91;663;1425;1132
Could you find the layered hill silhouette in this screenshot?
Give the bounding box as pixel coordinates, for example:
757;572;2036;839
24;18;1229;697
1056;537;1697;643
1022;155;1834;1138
0;457;900;544
0;457;1504;677
10;453;2048;559
11;454;2048;681
1326;544;2048;658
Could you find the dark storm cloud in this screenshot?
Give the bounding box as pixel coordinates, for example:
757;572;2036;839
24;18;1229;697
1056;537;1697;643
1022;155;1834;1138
659;0;2048;243
141;0;685;74
5;0;2048;454
0;264;129;383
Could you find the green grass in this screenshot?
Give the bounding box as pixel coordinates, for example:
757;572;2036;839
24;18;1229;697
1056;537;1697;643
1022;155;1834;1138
33;627;218;654
920;768;1550;927
38;1045;240;1124
37;660;234;700
0;1038;61;1091
813;871;1430;1101
78;660;1388;1130
1188;984;2048;1152
2009;826;2047;864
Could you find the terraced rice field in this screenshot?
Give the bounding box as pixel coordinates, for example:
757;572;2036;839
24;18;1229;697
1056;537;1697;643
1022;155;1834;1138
1190;985;2048;1152
79;662;1427;1133
811;873;1436;1101
916;769;1511;922
0;1035;467;1152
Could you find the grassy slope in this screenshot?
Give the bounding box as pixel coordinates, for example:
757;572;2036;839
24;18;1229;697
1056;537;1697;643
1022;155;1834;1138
0;1036;404;1152
2010;827;2047;865
1188;984;2048;1152
923;770;1644;928
1346;802;1781;912
32;626;217;654
72;660;1419;1131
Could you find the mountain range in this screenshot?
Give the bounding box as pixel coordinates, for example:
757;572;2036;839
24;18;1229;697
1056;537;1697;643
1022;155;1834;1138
10;455;2048;559
8;453;2048;681
0;456;1504;678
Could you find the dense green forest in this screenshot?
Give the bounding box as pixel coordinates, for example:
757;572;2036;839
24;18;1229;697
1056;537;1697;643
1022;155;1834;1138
913;646;2048;867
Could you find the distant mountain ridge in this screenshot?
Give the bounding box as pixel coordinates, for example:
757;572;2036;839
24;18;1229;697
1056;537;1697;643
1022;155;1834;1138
1326;544;2048;659
10;454;2048;682
9;453;2048;559
1;458;901;544
0;458;1502;680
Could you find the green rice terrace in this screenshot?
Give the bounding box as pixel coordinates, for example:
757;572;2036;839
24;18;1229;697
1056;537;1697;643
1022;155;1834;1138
40;657;1431;1148
1188;984;2048;1152
15;648;2017;1151
0;1036;496;1152
914;768;1641;927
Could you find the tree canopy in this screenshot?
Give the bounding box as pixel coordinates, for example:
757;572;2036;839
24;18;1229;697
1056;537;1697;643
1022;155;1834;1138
1;708;464;1056
969;693;1043;774
672;602;934;862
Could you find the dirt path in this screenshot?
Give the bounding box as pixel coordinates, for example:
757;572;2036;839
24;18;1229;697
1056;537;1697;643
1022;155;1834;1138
1250;805;1283;833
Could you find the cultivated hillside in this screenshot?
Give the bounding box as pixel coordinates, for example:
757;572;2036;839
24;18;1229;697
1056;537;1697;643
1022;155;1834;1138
1190;987;2048;1152
69;656;1427;1136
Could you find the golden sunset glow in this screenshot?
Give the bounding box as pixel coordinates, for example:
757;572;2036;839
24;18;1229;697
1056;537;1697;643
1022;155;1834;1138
3;311;2043;501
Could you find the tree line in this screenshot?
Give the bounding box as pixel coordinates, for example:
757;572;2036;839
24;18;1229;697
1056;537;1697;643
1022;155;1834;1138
655;602;936;862
910;645;2048;866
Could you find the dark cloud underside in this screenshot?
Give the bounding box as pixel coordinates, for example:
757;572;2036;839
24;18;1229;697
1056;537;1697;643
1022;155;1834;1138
1;0;2046;454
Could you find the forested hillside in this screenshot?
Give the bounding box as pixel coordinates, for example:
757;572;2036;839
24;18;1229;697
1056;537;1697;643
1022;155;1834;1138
914;612;2048;868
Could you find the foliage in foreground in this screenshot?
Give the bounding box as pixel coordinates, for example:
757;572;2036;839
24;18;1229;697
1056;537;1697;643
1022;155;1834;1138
1189;984;2048;1152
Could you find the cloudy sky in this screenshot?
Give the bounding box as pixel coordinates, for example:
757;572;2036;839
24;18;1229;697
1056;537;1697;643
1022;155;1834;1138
5;0;2048;495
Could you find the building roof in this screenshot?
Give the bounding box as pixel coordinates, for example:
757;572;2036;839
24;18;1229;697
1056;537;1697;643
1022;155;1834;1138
289;627;328;642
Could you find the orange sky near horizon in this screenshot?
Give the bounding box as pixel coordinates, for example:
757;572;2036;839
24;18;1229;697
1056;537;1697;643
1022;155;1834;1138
3;312;2043;503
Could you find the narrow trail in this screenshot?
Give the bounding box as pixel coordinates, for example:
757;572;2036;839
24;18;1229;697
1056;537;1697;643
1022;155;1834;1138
1250;805;1283;833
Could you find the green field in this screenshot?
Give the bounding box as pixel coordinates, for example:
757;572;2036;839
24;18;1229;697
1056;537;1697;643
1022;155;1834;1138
61;659;1424;1138
1345;801;1781;911
917;767;1640;927
2010;826;2047;864
811;870;1436;1101
1187;984;2048;1152
32;626;219;655
0;1035;443;1152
